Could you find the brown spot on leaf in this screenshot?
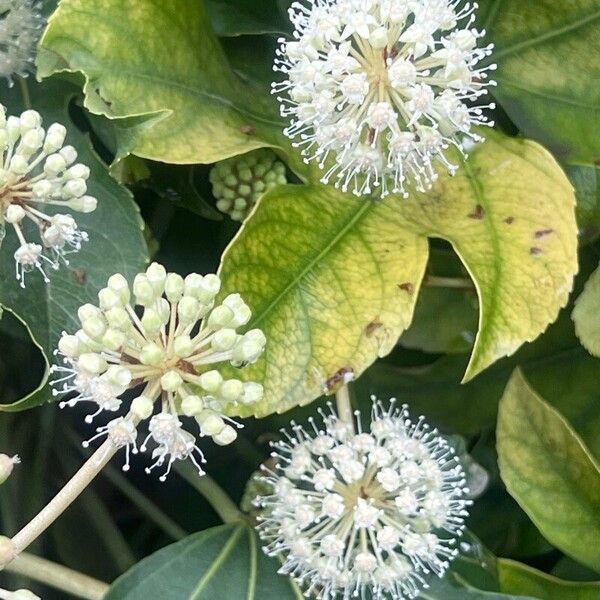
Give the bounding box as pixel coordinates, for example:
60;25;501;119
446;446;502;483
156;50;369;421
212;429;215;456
398;282;414;295
72;268;86;284
504;217;514;225
325;367;354;393
365;320;383;337
241;125;255;135
468;204;485;220
534;228;554;239
530;247;542;256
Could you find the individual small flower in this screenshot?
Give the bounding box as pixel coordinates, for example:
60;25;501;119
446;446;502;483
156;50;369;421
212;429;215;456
210;149;287;222
273;0;496;198
0;453;20;484
51;263;266;481
0;0;44;83
0;105;97;287
256;397;470;599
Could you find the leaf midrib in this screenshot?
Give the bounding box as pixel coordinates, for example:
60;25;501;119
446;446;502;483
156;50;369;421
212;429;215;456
240;196;374;330
488;7;600;62
189;524;245;599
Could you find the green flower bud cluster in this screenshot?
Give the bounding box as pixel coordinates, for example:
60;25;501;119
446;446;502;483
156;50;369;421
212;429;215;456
210;149;287;221
51;262;267;481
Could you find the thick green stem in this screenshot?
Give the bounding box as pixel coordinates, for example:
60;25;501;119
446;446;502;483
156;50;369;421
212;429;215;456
175;464;243;524
5;552;108;600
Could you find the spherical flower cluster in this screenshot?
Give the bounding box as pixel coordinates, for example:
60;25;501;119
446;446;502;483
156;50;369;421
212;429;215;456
273;0;496;198
0;0;44;83
51;263;266;481
256;398;470;599
0;105;97;287
210;150;287;222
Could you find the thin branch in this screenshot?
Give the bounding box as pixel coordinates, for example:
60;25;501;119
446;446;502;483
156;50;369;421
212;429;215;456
5;552;108;600
424;275;475;290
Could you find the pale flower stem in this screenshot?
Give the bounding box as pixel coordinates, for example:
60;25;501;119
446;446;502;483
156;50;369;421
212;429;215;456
335;384;355;431
6;439;118;565
174;463;243;524
6;552;109;600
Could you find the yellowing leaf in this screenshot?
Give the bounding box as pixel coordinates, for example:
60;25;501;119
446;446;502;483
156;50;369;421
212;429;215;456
220;131;578;416
497;370;600;572
37;0;288;166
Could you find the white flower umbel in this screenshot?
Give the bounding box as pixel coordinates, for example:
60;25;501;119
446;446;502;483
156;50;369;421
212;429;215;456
256;398;470;599
273;0;496;198
0;0;44;83
0;105;97;287
50;263;266;481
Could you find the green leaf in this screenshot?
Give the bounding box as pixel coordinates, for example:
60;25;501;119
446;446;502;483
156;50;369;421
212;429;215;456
420;577;536;600
497;369;600;572
105;523;301;600
0;77;148;412
499;559;600;599
573;263;600;356
565;164;600;238
479;0;600;163
205;0;290;36
219;131;577;416
37;0;293;169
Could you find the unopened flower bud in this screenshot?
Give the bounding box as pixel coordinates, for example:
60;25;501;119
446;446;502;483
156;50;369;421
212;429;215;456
174;335;194;358
198;370;223;393
208;305;234;330
220;379;244;402
107;273;130;304
196;410;225;436
5;204;25;224
165;273;185;303
102;328;126;351
214;425;237;446
58;334;81;357
67;195;97;213
78;353;107;374
104;307;130;330
182;395;204;417
211;328;237;351
0;454;20;484
241;382;264;405
140;342;165;366
131;396;154;420
141;308;163;334
146;262;167;294
82;316;107;340
161;370;183;392
178;296;200;324
133;274;155;305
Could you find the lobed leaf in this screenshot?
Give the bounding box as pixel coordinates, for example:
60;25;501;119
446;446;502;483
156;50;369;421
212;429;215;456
219;131;578;416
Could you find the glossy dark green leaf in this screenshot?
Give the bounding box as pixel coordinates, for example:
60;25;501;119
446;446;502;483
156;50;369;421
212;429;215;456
105;523;301;599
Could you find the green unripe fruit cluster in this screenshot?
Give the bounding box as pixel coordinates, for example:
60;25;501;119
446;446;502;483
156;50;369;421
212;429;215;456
210;149;287;222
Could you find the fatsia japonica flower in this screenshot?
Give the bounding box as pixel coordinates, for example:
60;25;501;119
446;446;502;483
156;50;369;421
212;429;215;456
0;105;97;287
256;398;470;599
210;150;288;222
51;263;266;481
273;0;496;198
0;0;44;83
